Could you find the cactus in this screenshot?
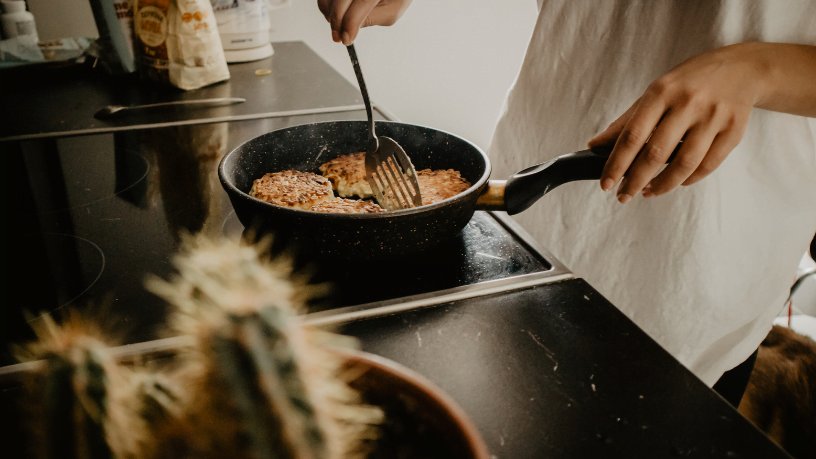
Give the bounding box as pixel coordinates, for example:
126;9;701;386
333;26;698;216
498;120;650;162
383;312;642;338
146;235;382;459
15;312;146;459
14;236;379;459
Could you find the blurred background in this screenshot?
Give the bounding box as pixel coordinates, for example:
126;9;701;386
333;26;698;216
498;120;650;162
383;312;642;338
26;0;539;151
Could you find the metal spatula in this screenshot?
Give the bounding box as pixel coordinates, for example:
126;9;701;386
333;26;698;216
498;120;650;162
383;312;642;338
347;44;422;211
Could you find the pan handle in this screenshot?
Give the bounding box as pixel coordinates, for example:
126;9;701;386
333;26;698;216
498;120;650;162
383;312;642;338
502;142;682;215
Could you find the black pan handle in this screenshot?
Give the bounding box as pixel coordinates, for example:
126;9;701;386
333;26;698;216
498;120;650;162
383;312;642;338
503;142;682;215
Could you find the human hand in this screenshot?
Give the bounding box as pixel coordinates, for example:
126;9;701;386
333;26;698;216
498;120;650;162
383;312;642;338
589;44;766;203
317;0;413;45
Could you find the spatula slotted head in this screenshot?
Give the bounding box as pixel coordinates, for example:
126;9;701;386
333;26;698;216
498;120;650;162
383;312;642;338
365;136;423;211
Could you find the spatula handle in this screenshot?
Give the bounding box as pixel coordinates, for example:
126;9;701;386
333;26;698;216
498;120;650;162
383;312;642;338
347;44;378;153
503;142;682;215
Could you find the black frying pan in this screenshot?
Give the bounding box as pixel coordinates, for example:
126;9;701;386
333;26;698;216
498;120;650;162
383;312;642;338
219;121;659;259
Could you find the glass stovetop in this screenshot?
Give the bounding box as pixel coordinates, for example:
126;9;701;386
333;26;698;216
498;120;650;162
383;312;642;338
0;112;551;366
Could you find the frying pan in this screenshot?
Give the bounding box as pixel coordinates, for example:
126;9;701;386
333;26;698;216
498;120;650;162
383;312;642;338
219;120;652;259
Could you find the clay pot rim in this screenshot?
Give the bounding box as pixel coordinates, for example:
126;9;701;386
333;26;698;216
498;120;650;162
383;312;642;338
335;348;491;459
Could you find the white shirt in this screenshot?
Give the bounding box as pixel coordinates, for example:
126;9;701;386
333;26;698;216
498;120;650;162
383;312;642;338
490;0;816;385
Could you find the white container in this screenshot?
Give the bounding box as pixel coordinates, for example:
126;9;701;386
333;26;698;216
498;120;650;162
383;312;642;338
2;0;38;40
211;0;289;63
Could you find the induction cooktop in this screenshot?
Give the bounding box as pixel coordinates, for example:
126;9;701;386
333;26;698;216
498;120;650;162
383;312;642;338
0;112;563;367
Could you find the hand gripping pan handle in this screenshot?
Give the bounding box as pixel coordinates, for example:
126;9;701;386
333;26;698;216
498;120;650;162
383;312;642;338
485;142;682;215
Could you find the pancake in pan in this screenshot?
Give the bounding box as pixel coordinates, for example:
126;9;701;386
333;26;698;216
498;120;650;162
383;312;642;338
318;152;374;199
319;154;472;206
416;169;471;205
249;171;334;210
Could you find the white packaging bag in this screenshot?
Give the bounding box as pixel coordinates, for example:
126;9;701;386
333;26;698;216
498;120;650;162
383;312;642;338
166;0;229;89
134;0;229;90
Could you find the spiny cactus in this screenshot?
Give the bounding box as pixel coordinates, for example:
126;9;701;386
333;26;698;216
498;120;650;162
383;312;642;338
132;372;182;425
146;235;382;459
15;312;160;459
14;236;379;459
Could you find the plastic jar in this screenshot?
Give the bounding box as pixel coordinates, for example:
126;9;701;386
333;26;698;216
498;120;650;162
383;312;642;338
2;0;38;40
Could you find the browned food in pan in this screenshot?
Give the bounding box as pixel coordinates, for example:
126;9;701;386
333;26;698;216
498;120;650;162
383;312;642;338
311;198;385;214
320;153;472;206
249;171;334;210
319;152;374;199
416;169;471;205
384;169;471;208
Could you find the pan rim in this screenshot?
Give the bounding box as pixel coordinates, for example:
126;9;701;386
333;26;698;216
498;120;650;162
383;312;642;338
218;120;492;220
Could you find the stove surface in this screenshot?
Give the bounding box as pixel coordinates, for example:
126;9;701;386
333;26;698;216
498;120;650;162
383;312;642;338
1;114;554;366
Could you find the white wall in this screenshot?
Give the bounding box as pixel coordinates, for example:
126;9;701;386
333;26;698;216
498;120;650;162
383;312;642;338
27;0;99;41
269;0;538;151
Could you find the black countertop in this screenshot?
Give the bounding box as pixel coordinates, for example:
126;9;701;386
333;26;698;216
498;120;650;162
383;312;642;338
0;42;365;141
339;280;789;458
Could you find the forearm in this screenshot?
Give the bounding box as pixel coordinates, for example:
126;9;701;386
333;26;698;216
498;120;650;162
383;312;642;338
750;42;816;118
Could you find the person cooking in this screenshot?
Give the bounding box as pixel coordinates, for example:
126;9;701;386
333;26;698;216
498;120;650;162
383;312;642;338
317;0;816;406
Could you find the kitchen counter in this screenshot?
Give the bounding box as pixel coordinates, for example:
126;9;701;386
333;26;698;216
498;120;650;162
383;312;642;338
0;41;791;458
0;42;367;142
337;279;785;458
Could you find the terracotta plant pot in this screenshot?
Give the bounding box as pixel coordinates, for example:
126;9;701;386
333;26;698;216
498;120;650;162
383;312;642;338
339;349;491;459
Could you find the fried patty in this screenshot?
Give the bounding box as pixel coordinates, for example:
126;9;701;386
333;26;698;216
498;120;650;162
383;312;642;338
320;153;471;208
249;171;334;210
319;152;374;199
311;198;385;214
416;169;471;205
383;169;471;208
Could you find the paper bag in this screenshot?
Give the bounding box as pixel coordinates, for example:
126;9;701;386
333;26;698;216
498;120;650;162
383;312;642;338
134;0;230;90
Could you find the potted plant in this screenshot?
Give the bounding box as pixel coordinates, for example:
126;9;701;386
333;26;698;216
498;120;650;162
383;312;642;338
8;236;489;459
